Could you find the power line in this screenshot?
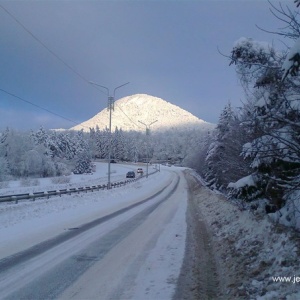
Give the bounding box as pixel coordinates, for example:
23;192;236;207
0;87;91;129
0;5;136;131
0;87;132;132
0;3;108;130
114;102;143;129
0;3;106;96
0;85;142;132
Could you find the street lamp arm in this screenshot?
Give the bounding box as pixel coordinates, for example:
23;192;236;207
89;81;109;96
139;120;158;128
149;120;158;127
138;120;147;127
113;82;130;97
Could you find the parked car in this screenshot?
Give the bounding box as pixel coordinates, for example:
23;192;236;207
137;168;143;174
126;171;135;178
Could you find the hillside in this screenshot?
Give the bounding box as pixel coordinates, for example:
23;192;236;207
70;94;214;132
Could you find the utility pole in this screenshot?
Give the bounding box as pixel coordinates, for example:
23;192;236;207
138;120;158;178
89;81;129;189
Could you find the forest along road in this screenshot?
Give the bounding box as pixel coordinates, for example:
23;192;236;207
0;169;195;300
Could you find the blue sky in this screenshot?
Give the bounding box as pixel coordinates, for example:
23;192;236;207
0;0;292;130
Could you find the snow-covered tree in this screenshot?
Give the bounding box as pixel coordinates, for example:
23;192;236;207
93;127;110;159
230;37;284;91
0;157;9;181
111;127;126;160
31;126;48;147
0;128;9;180
72;130;92;174
4;129;32;177
30;128;94;176
228;1;300;207
73;151;92;174
22;149;43;177
204;103;250;190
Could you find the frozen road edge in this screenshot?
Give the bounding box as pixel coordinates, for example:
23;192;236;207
174;170;219;300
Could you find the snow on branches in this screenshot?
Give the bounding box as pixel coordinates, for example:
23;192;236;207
282;38;300;80
281;1;300;80
230;37;282;88
230;37;273;67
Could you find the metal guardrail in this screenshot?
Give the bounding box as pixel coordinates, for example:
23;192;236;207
0;170;158;204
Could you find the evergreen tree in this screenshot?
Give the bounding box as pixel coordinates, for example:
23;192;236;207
73;130;92;174
228;1;300;206
204;102;249;190
0;157;9;181
73;151;92;174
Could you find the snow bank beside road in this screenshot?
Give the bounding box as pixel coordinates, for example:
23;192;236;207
0;162;139;195
189;170;300;299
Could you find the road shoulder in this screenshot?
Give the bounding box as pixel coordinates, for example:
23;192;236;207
176;169;300;299
173;170;220;300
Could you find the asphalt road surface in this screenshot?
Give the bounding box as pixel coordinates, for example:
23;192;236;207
0;170;190;299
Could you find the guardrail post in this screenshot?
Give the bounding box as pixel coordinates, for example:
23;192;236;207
30;193;35;201
12;196;17;204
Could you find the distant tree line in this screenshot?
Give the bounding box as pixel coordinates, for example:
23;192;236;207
0;127;91;180
0;124;206;181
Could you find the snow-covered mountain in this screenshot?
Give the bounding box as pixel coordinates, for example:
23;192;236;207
70;94;214;132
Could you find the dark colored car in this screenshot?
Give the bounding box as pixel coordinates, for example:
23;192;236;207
126;171;135;178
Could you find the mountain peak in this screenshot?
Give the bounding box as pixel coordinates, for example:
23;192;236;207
70;94;214;132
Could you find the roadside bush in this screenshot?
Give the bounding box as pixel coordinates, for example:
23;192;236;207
0;181;9;189
51;176;71;184
20;178;40;187
55;161;72;176
23;150;43;177
0;157;9;181
42;159;56;177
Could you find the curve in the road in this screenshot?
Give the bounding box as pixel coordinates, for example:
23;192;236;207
0;171;181;300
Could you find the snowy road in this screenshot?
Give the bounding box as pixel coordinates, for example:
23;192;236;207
0;166;187;299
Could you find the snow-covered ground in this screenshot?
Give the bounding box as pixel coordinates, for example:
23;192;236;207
2;163;299;299
189;171;300;300
0;163;169;257
0;163;187;299
0;162;145;195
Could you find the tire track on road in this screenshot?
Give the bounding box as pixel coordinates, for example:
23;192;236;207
0;175;174;274
1;172;181;300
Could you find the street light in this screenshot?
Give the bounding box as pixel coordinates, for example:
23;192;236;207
138;120;158;178
90;81;129;189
